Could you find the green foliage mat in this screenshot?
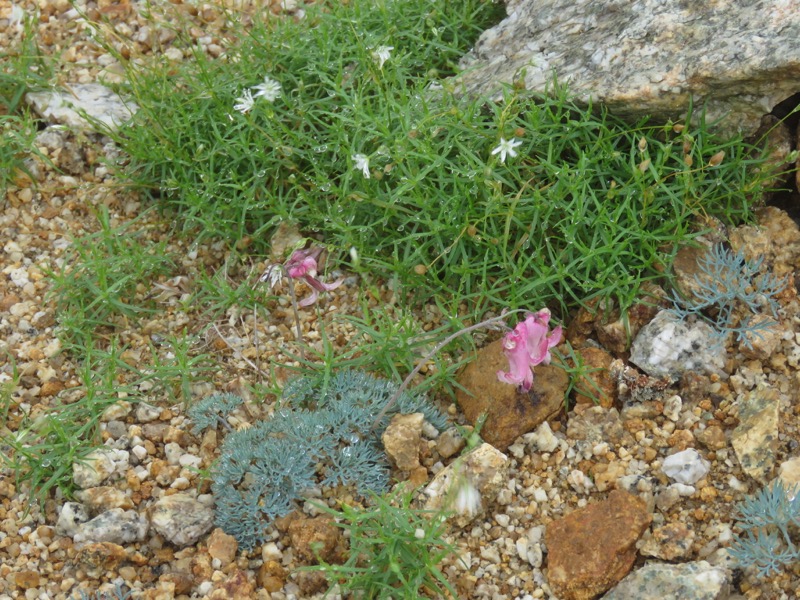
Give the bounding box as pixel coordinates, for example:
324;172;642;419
111;0;771;319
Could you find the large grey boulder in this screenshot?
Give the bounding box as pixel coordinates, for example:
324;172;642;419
455;0;800;135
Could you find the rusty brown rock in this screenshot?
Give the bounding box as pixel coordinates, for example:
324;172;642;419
207;527;238;566
14;570;40;589
566;303;598;347
74;541;127;577
257;560;287;592
295;570;330;597
545;489;652;600
159;571;194;595
208;569;254;600
671;243;713;304
456;339;568;451
572;346;616;409
639;522;695;561
696;424;727;451
288;515;347;565
382;412;424;471
0;293;21;312
40;380;65;397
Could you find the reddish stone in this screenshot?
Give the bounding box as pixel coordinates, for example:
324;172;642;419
456;339;568;451
74;542;127;576
207;527;238;566
288;515;347;565
14;570;39;589
209;569;254;600
257;560;287;592
545;490;652;600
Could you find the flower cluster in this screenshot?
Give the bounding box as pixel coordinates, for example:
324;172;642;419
265;245;344;307
496;309;562;392
234;75;282;114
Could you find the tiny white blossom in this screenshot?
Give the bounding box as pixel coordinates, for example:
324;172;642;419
260;265;284;289
414;528;425;539
372;45;394;69
453;479;482;518
491;137;523;163
352;153;370;179
252;76;282;102
349;246;360;267
233;89;255;114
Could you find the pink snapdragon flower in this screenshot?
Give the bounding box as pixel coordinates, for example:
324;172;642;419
283;246;344;307
496;309;562;391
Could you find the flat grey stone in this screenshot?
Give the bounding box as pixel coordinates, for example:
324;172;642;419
603;560;731;600
26;83;138;132
454;0;800;136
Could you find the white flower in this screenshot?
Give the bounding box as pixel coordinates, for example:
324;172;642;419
260;265;284;289
453;479;482;518
372;45;394;69
233;89;255;114
491;137;523;163
252;76;282;102
352;153;370;179
349;246;360;267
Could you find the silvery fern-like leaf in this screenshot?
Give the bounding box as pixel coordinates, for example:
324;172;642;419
669;243;786;349
209;369;447;549
187;392;244;434
729;480;800;576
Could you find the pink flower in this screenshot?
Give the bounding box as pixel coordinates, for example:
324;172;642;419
496;309;562;391
284;246;344;307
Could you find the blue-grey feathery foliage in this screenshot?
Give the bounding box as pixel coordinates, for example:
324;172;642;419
187;392;244;434
211;369;447;550
669;243;786;348
729;479;800;577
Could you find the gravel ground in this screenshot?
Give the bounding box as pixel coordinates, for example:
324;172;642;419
2;0;800;598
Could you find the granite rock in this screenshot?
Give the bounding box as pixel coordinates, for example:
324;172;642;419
732;386;780;483
630;310;727;380
456;339;568;451
72;448;120;489
454;0;800;136
73;508;149;544
639;522;696;560
26;83;138;132
55;502;90;537
603;560;731;600
545;489;651;600
149;493;215;547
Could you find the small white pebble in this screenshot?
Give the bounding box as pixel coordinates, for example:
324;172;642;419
262;542;282;561
197;581;213;595
132;445;148;461
728;475;748;493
